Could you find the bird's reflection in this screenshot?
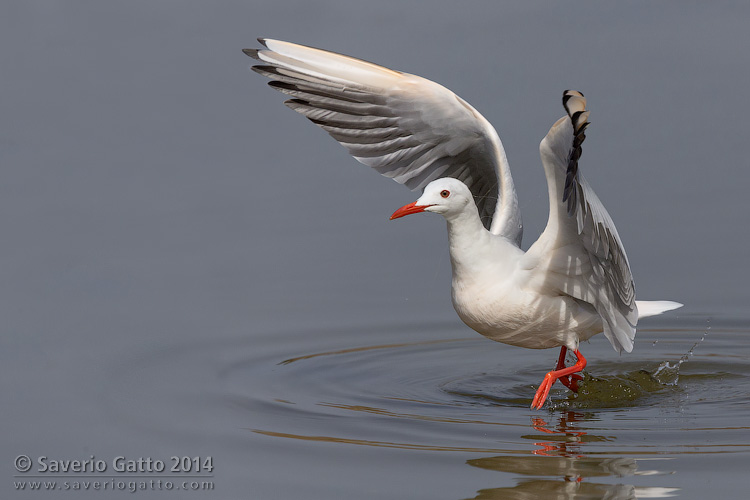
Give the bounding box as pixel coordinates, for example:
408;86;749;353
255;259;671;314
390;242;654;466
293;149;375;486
464;411;677;499
527;412;604;459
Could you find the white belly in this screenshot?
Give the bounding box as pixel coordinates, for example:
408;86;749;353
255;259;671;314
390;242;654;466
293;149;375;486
451;278;603;350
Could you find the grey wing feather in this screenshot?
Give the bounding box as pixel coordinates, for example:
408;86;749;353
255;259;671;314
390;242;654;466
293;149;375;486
534;91;637;353
245;39;521;242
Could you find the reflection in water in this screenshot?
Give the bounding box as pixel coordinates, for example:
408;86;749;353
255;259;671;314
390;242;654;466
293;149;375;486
225;325;745;499
252;411;679;499
465;412;678;499
527;413;608;457
106;319;748;499
468;480;678;500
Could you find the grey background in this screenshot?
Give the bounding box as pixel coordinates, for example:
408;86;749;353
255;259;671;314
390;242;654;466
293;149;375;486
2;1;748;499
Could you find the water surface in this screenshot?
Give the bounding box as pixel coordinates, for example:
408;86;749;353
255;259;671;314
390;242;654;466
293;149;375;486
107;315;748;499
2;2;749;499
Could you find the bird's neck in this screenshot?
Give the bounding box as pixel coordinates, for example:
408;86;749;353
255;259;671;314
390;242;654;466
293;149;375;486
445;208;520;279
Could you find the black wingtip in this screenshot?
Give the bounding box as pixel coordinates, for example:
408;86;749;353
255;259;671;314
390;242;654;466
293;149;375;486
268;81;297;91
242;48;260;59
563;89;585;98
562;90;586;115
252;65;279;77
257;37;269;48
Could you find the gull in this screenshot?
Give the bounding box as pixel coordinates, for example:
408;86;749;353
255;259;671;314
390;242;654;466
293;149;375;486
244;39;682;409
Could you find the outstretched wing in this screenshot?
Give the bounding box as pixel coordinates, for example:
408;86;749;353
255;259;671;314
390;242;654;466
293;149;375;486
244;38;522;244
526;91;637;353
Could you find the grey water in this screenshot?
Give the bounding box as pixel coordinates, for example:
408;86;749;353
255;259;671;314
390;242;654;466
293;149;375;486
2;2;749;499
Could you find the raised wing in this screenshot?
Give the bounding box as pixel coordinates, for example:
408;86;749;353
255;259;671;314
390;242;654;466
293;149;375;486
244;38;522;244
528;91;637;353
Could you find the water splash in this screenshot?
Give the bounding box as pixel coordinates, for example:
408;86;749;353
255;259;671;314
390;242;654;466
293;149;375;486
550;319;713;409
651;319;711;386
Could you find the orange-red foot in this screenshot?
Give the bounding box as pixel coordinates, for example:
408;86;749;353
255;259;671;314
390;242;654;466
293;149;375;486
555;346;584;391
530;348;587;410
558;373;584;392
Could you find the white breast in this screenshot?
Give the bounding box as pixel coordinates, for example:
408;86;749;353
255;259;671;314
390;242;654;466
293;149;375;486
450;274;603;350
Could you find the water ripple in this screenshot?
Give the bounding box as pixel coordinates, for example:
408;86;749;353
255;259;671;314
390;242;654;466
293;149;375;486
106;318;750;497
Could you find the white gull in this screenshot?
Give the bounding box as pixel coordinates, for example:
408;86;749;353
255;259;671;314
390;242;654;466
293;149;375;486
245;39;682;409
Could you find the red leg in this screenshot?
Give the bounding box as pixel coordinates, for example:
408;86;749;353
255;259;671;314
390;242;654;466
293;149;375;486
556;347;575;391
555;346;584;392
559;372;584;392
530;349;587;410
555;346;568;370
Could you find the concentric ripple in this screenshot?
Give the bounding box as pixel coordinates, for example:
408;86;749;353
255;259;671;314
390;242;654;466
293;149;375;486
106;317;750;497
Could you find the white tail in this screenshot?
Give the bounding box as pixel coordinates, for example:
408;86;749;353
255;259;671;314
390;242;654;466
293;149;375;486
636;300;683;319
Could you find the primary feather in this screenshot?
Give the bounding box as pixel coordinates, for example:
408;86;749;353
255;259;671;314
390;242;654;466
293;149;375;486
245;39;682;357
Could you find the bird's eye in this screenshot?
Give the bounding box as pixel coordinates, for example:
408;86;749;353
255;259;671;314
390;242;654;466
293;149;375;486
440;190;450;198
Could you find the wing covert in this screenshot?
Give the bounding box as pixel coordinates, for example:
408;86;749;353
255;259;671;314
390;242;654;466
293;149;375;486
245;39;522;244
531;91;637;353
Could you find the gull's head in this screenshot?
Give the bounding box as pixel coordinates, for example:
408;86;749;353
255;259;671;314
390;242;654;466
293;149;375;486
390;178;474;221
